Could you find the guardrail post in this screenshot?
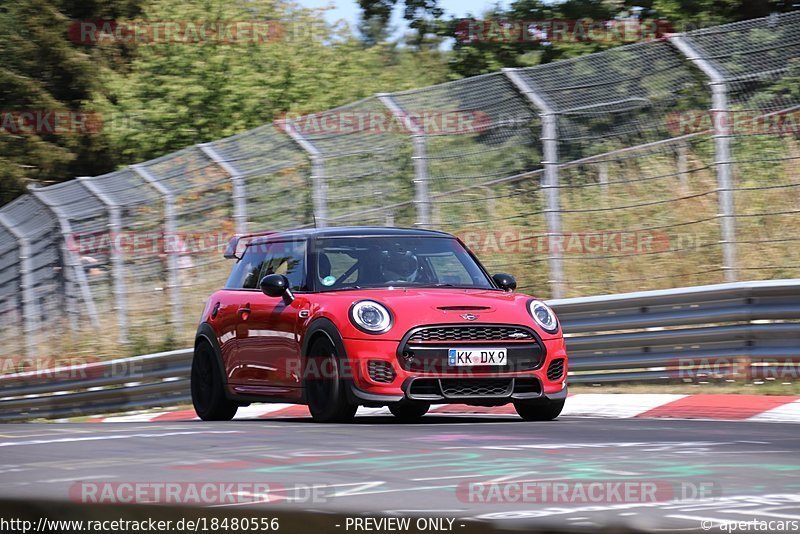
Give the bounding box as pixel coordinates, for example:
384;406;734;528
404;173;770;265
197;143;248;234
28;187;99;330
376;93;431;228
503;68;565;298
668;35;737;282
279;120;328;228
78;177;128;344
0;212;37;357
132;165;182;333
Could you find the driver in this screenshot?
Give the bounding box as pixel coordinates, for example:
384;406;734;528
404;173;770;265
379;249;419;283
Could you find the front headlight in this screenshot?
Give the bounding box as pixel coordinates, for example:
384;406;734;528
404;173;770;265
527;299;559;334
350;300;393;334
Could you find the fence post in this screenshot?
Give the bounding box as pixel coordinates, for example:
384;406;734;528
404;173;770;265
279;120;328;228
669;35;737;282
503;68;565;298
598;161;609;203
197;143;248;234
0;212;37;357
376;93;431;227
28;187;99;329
78;177;128;344
677;143;689;192
131;164;182;333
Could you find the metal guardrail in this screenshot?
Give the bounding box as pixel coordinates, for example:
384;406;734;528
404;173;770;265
2;280;798;421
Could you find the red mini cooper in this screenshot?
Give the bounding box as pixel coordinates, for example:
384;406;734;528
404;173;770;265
191;227;568;423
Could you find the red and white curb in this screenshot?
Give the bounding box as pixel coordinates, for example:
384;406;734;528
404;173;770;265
87;394;800;423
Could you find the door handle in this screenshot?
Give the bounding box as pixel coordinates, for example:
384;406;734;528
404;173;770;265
238;305;251;320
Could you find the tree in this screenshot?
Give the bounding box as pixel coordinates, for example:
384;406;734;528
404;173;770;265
357;0;444;47
101;0;450;163
441;0;799;77
0;0;142;205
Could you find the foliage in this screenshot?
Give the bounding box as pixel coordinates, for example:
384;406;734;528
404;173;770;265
0;0;142;204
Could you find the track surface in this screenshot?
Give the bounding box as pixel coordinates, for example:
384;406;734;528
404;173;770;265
1;415;799;531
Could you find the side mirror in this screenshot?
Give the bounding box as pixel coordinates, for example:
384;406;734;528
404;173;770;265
260;274;294;303
492;273;517;292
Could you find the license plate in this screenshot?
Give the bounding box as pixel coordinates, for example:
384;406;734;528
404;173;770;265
448;348;507;366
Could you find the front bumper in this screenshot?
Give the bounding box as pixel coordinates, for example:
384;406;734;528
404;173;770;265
343;335;568;406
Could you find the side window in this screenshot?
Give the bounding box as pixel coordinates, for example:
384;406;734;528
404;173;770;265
224;245;271;289
319;250;359;286
260;241;307;291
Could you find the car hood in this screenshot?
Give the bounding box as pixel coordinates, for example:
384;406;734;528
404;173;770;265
312;287;560;340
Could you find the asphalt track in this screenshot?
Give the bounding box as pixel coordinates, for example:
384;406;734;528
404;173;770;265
1;414;799;532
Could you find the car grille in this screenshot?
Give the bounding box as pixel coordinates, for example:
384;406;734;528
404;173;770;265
367;360;396;383
547;358;565;381
406;378;541;400
399;324;544;373
440;378;512;397
408;325;535;343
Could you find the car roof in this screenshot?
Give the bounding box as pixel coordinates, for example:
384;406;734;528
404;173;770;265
249;226;454;245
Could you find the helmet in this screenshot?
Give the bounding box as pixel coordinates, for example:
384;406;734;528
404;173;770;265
380;249;419;282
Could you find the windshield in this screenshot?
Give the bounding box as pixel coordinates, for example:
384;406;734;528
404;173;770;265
313;236;494;291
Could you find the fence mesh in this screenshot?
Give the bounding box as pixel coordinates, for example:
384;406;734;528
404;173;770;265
390;73;547;290
208;124;311;231
0;195;63;359
134;147;233;346
685;13;800;281
0;226;21;359
1;13;799;358
284;97;416;226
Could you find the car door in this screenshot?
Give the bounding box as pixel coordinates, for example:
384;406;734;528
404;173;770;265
234;240;307;394
224;243;270;386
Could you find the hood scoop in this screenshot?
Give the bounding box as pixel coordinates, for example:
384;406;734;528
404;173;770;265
436;306;492;311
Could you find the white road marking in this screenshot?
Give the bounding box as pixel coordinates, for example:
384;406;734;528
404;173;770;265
562;394;687;418
0;430;242;448
749;399;800;423
411;474;487;481
37;475;118;483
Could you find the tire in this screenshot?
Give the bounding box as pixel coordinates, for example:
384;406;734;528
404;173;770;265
388;400;430;422
513;398;565;421
304;337;357;423
191;341;238;421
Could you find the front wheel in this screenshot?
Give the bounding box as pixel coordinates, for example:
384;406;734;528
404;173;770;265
191;341;238;421
388;400;430;422
514;398;565;421
304;338;357;423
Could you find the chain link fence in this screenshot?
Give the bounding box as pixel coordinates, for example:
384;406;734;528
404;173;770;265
1;12;799;359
